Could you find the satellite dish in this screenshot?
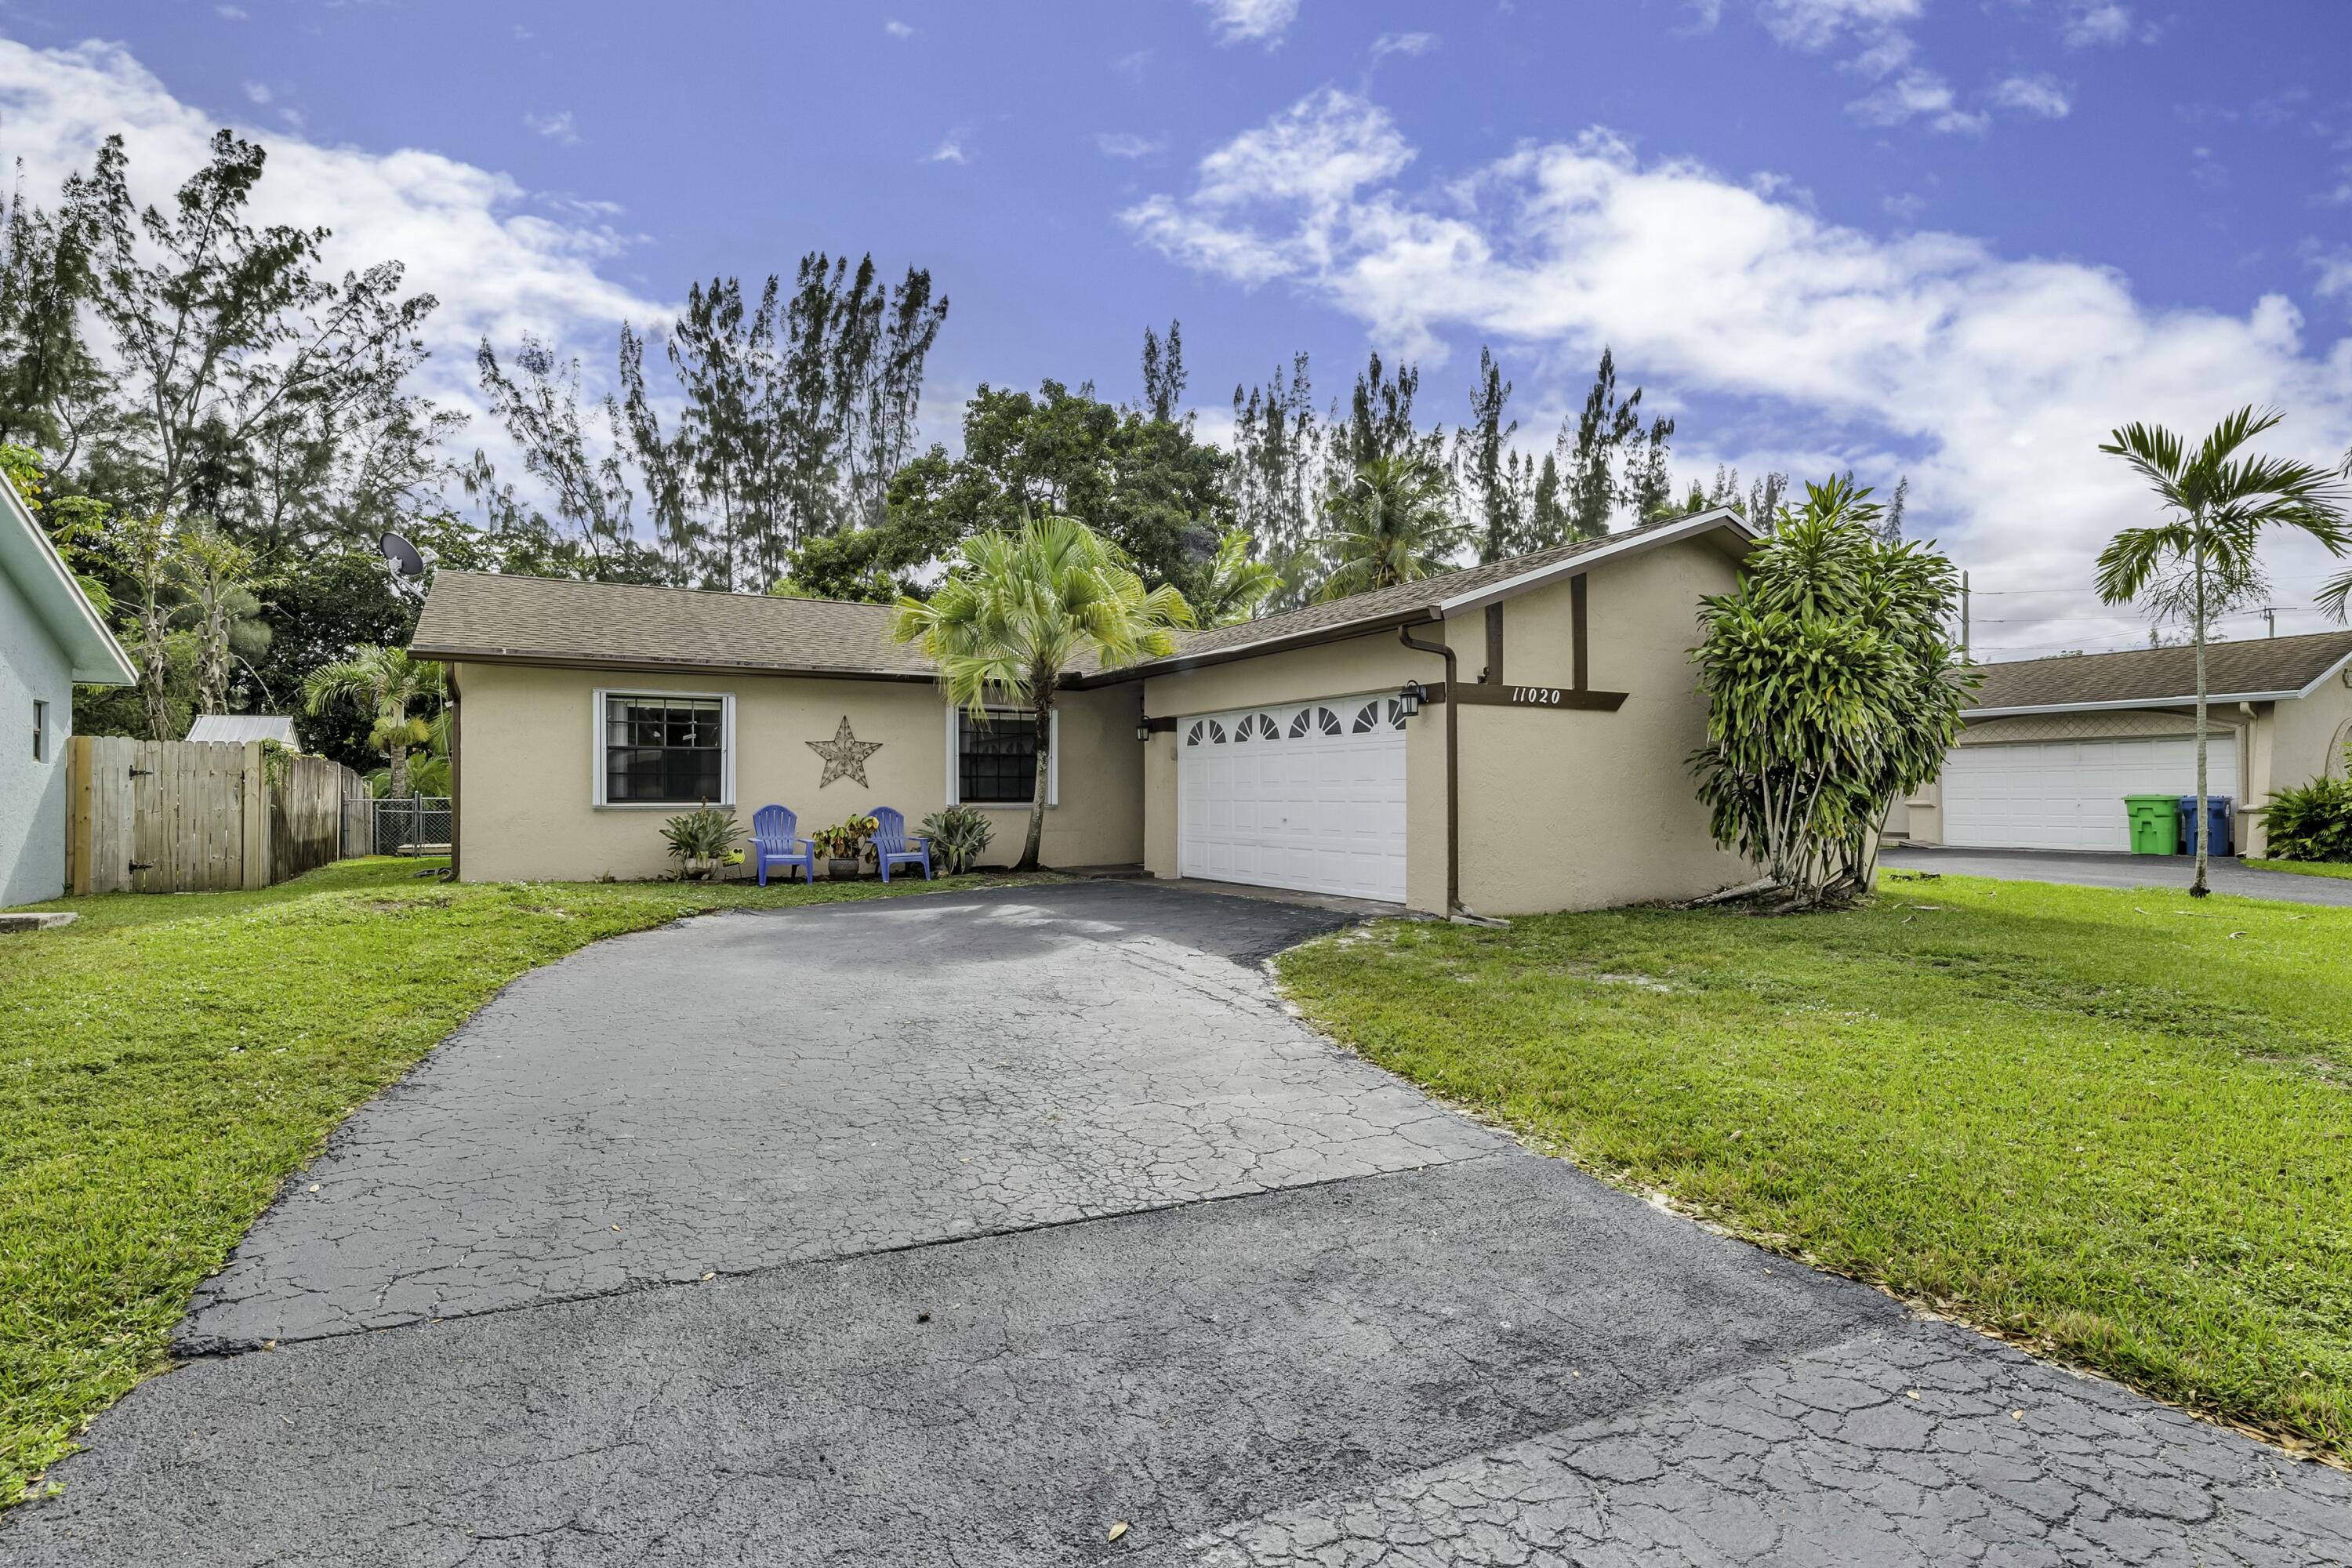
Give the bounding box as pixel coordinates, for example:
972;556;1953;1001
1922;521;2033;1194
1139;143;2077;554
379;532;426;579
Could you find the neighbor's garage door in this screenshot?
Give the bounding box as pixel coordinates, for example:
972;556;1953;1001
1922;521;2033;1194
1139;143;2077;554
1940;736;2238;852
1178;696;1408;902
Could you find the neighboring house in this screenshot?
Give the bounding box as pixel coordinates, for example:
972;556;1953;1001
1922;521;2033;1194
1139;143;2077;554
0;479;136;907
1895;630;2352;857
186;714;301;748
410;510;1761;915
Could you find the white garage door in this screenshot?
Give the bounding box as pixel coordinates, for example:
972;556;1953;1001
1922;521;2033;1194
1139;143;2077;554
1941;736;2238;851
1178;696;1408;902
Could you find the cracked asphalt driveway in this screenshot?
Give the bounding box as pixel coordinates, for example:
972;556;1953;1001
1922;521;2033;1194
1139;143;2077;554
3;881;2345;1566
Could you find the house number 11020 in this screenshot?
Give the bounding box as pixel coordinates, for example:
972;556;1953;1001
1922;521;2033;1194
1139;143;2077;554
1511;687;1564;706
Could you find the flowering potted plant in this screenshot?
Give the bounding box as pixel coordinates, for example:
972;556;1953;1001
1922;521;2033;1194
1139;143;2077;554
659;804;744;882
809;813;880;880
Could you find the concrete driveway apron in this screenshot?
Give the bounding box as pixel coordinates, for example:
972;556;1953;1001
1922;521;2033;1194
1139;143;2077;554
3;882;2343;1566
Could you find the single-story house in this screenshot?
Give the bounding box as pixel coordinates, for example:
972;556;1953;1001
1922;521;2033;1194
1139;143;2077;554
186;714;302;748
0;477;136;908
1893;630;2352;857
410;509;1763;915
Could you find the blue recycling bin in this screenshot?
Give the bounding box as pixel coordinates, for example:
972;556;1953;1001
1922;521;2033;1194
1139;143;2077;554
2175;795;2233;857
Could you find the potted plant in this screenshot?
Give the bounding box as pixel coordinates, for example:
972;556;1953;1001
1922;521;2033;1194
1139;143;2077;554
810;813;880;880
660;804;744;881
919;804;994;875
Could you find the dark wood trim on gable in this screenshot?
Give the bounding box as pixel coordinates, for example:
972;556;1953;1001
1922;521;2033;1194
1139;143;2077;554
1570;574;1589;692
1425;679;1627;713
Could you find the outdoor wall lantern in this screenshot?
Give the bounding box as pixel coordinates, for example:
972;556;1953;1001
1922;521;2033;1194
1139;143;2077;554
1136;715;1155;742
1397;680;1426;719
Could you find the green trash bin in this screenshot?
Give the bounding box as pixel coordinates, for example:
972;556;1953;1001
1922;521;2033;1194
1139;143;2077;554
2124;794;2179;855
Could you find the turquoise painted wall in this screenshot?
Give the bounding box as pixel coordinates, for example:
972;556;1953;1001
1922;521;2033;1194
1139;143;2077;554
0;559;71;907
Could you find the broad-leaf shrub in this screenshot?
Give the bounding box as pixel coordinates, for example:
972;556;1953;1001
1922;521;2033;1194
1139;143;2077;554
2253;777;2352;864
1690;477;1975;906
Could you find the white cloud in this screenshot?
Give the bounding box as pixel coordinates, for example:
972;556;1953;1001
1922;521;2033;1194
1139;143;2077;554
1990;74;2071;120
0;38;658;448
241;80;270;107
1758;0;1921;52
1851;71;1987;136
884;20;916;38
1112;49;1153;84
1095;132;1167;160
926;136;970;165
1125;89;2352;648
215;4;247;18
522;110;580;145
1371;32;1437;62
2315;252;2352;303
1196;0;1301;49
2062;2;2132;47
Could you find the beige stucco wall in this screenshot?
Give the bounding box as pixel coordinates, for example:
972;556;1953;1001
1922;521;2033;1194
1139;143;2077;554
1134;536;1751;916
2244;666;2352;855
451;662;1142;882
1451;544;1751;915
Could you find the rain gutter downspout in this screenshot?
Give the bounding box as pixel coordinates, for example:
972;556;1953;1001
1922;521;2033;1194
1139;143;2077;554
1399;619;1461;917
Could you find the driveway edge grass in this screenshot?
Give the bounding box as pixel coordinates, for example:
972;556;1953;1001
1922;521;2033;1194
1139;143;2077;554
2244;858;2352;882
1269;877;2352;1468
0;858;1060;1508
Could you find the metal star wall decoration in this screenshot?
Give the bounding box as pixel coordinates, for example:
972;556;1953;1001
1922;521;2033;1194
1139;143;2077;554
807;715;883;788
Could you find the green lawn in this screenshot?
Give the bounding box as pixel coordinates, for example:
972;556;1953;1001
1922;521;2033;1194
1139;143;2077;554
0;857;1040;1507
2245;858;2352;882
1275;874;2352;1461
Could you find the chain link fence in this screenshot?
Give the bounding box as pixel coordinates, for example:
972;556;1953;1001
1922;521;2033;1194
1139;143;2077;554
368;796;452;857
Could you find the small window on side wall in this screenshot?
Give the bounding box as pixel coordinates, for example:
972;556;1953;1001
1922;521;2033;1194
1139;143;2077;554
31;699;48;763
597;691;730;805
959;710;1038;805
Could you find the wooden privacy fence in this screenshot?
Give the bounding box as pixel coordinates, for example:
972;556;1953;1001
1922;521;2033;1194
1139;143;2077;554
65;737;370;896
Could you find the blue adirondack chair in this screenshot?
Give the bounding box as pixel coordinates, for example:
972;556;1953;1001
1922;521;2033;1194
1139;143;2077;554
750;804;817;887
866;806;932;883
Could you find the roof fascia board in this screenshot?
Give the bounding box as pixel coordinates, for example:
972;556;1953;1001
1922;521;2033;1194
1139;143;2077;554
0;478;136;684
1965;693;2297;718
415;648;941;684
1075;606;1442;687
1435;509;1755;617
2290;648;2352;699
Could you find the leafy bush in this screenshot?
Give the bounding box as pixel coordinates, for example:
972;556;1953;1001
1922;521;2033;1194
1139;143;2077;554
1690;477;1973;907
920;804;995;874
660;805;743;880
809;814;880;862
2252;776;2352;864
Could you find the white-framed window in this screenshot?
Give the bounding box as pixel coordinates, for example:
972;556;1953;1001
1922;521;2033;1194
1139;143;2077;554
592;689;736;808
943;703;1058;808
31;699;49;763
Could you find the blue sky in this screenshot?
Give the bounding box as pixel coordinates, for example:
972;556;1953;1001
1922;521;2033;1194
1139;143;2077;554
4;1;2350;657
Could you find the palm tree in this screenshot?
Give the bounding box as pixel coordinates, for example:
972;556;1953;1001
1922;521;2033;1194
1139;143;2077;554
302;644;446;800
1315;455;1468;602
2094;408;2350;896
1191;527;1284;626
894;516;1192;871
2321;440;2352;623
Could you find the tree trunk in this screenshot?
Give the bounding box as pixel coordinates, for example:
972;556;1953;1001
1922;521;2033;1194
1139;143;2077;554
2190;553;2210;898
1017;694;1051;872
391;741;411;801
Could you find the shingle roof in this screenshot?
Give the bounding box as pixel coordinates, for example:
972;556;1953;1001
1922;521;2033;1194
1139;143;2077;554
412;572;939;678
1967;630;2352;712
1155;510;1745;665
411;510;1755;684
